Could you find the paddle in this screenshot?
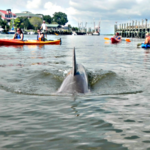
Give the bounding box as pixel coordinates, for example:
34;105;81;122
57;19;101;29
55;33;58;36
104;37;131;42
137;43;142;47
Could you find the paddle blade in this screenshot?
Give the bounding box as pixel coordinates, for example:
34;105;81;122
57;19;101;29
126;39;131;42
55;33;58;36
137;43;142;47
104;37;110;40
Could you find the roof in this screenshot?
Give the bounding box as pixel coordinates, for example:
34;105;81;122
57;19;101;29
46;24;60;27
22;11;33;14
0;10;16;16
15;13;42;18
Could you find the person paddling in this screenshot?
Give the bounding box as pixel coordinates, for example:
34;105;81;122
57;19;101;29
145;32;150;44
114;32;122;40
13;28;24;41
37;29;45;41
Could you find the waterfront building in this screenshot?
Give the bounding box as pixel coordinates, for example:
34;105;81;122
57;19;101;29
15;11;42;19
46;24;61;31
0;9;16;22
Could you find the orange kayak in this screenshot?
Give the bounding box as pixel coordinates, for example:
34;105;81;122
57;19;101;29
0;39;61;45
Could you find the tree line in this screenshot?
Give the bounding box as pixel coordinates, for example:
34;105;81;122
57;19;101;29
0;12;69;30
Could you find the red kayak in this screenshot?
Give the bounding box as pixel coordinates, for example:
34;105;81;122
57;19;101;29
111;37;121;43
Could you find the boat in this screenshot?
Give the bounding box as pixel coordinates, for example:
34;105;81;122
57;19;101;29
0;26;4;34
8;27;15;34
0;39;61;45
27;31;35;35
92;32;100;36
141;43;150;48
72;31;77;36
111;37;121;43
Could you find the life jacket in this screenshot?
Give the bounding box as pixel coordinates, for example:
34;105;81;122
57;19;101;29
15;33;23;40
37;33;45;41
115;36;120;39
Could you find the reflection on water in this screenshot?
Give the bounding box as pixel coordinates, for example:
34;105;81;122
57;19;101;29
0;35;150;150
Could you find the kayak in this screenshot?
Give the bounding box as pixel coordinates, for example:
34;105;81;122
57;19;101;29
0;39;61;45
141;43;150;48
111;37;121;43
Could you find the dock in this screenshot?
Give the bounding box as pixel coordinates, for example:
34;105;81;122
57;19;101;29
114;19;150;38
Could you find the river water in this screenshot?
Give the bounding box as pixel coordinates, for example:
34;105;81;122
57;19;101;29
0;34;150;150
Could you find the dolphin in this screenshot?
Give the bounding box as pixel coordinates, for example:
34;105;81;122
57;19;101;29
57;48;89;94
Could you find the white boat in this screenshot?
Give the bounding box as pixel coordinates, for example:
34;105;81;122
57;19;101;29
8;27;15;34
72;31;77;35
8;30;15;34
0;26;4;34
92;32;100;36
27;31;35;35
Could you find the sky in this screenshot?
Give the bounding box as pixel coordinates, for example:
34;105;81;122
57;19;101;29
0;0;150;34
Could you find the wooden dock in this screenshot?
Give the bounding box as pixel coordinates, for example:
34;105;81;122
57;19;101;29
114;20;150;38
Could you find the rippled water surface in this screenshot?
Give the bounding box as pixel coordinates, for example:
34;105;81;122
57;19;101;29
0;34;150;150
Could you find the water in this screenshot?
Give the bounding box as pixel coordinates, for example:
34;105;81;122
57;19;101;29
0;34;150;150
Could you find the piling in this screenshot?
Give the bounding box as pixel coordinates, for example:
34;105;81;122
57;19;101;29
115;19;149;38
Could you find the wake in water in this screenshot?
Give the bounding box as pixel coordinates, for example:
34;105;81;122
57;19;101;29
0;66;143;96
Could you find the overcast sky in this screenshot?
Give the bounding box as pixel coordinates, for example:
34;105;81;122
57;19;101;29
0;0;149;34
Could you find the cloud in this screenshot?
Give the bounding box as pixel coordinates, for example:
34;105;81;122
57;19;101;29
1;0;150;33
26;0;42;9
43;2;65;16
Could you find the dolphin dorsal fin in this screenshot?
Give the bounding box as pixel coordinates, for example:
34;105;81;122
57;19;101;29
72;47;77;75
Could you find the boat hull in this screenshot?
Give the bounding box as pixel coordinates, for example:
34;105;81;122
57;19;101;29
111;37;121;43
0;39;61;45
92;32;100;36
141;43;150;48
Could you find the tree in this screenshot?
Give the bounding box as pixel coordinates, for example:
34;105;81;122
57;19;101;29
68;24;72;31
0;15;9;29
72;27;79;31
29;17;42;29
43;15;52;24
14;18;21;28
24;18;33;29
52;12;68;25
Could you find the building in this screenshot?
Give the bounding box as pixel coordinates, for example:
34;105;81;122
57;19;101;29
61;25;69;31
15;11;42;19
46;24;61;31
0;9;16;22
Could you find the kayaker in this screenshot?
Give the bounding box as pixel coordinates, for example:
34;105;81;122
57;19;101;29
40;20;47;39
13;28;24;41
37;29;45;41
114;32;122;40
145;32;150;44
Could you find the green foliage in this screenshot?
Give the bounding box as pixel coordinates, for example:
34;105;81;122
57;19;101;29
43;15;52;24
14;18;21;28
22;17;33;29
0;15;8;29
29;17;42;29
52;12;68;25
72;27;79;31
51;22;58;24
68;24;72;31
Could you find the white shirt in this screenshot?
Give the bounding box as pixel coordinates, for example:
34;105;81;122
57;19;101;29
41;23;47;30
